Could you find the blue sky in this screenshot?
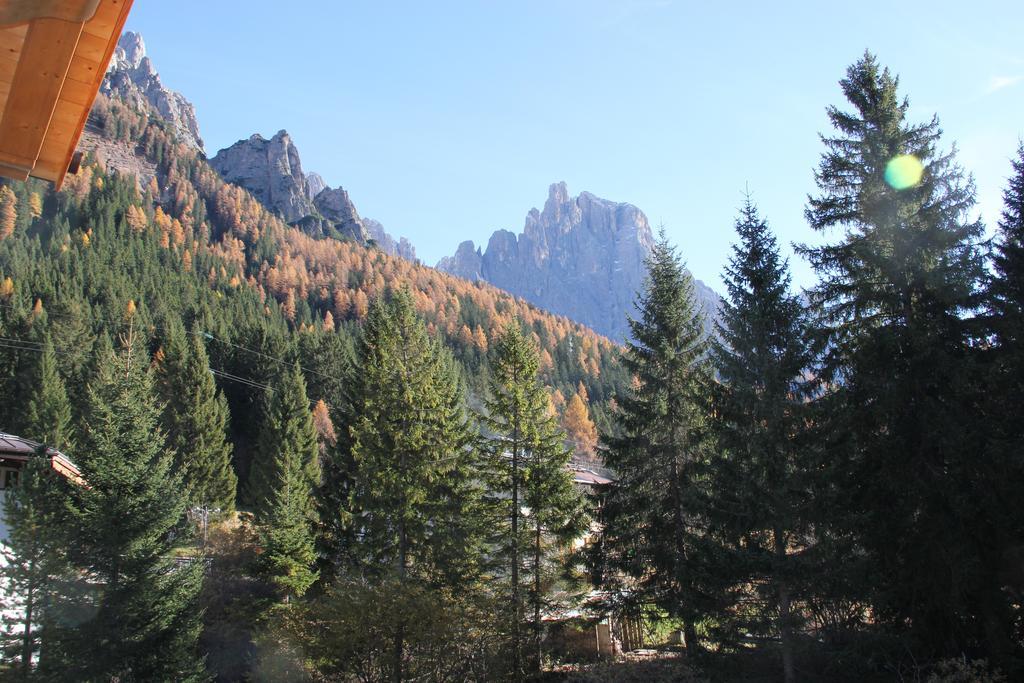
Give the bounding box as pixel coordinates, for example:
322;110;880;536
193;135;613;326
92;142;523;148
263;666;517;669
124;1;1023;291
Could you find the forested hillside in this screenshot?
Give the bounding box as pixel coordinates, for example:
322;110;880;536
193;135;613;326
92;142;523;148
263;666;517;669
0;91;626;460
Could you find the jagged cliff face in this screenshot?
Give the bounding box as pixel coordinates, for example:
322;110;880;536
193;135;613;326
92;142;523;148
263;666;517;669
365;218;417;262
101;32;204;151
209;130;315;223
438;182;720;342
209;131;421;255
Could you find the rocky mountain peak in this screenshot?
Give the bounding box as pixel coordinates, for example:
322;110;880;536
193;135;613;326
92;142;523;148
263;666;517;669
365;218;417;263
101;32;204;151
210;129;314;224
209;131;417;258
539;181;571;227
305;172;328;200
438;183;719;342
112;31;146;71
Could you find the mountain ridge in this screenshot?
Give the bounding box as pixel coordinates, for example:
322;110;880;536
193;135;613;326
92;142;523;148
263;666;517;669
101;31;204;152
93;30;717;346
438;182;721;342
209;130;416;261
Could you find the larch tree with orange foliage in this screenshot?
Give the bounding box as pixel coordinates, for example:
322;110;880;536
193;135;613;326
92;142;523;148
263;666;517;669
0;185;17;240
562;391;598;459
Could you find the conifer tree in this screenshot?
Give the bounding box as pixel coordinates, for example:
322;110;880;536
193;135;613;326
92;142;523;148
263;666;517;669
0;185;16;240
709;198;813;683
245;362;320;521
23;335;73;452
155;321;237;511
599;231;714;654
0;455;72;677
258;440;319;601
562;391;597;458
484;322;586;677
351;289;484;681
982;143;1024;663
991;143;1024;354
798;52;993;658
245;363;320;601
56;328;206;681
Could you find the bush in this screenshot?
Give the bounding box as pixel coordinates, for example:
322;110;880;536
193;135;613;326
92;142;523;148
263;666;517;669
926;658;1006;683
290;578;505;681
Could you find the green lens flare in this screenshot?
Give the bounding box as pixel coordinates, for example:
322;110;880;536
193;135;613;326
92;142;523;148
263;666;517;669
884;154;924;190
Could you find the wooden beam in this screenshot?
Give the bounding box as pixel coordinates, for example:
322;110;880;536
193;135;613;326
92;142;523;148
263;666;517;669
0;1;102;27
53;0;133;189
0;17;82;170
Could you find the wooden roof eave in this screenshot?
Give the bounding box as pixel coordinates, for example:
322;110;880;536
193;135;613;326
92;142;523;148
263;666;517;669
0;0;134;189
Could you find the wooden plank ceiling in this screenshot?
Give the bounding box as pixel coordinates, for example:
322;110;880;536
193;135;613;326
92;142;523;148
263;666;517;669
0;0;133;189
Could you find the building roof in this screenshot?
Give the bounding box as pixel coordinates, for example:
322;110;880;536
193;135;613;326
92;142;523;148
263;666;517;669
570;465;614;487
0;431;82;483
0;0;134;189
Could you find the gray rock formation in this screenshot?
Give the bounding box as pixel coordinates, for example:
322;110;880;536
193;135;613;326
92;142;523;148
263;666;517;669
209;131;417;254
437;182;721;342
437;240;484;282
101;32;204;151
365;218;417;262
210;130;315;223
305;172;327;200
311;186;368;243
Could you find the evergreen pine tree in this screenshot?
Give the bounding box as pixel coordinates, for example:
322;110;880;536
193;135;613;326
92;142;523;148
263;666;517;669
257;442;319;602
56;327;206;681
245;362;320;522
351;289;484;681
484;322;587;677
990;143;1024;353
244;363;320;602
155;321;237;511
298;328;361;581
709;197;813;683
22;335;73;452
798;52;995;658
599;231;714;655
0;455;72;677
981;143;1024;665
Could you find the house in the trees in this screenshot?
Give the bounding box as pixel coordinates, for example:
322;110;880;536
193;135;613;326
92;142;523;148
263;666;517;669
0;432;81;538
0;432;82;655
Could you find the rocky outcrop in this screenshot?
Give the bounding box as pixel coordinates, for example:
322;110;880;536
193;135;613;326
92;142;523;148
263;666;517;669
437;182;721;342
311;186;368;243
101;32;204;151
365;218;417;262
210;130;315;223
305;172;327;200
209;131;418;255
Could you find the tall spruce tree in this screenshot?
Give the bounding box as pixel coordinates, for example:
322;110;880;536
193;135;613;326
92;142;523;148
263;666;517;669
155;321;237;512
299;329;361;582
22;335;73;452
350;289;484;682
798;53;995;659
484;322;586;677
982;143;1024;665
0;455;72;678
709;198;813;683
245;362;320;522
257;442;319;602
599;231;714;654
56;328;206;681
246;363;321;601
990;143;1024;355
